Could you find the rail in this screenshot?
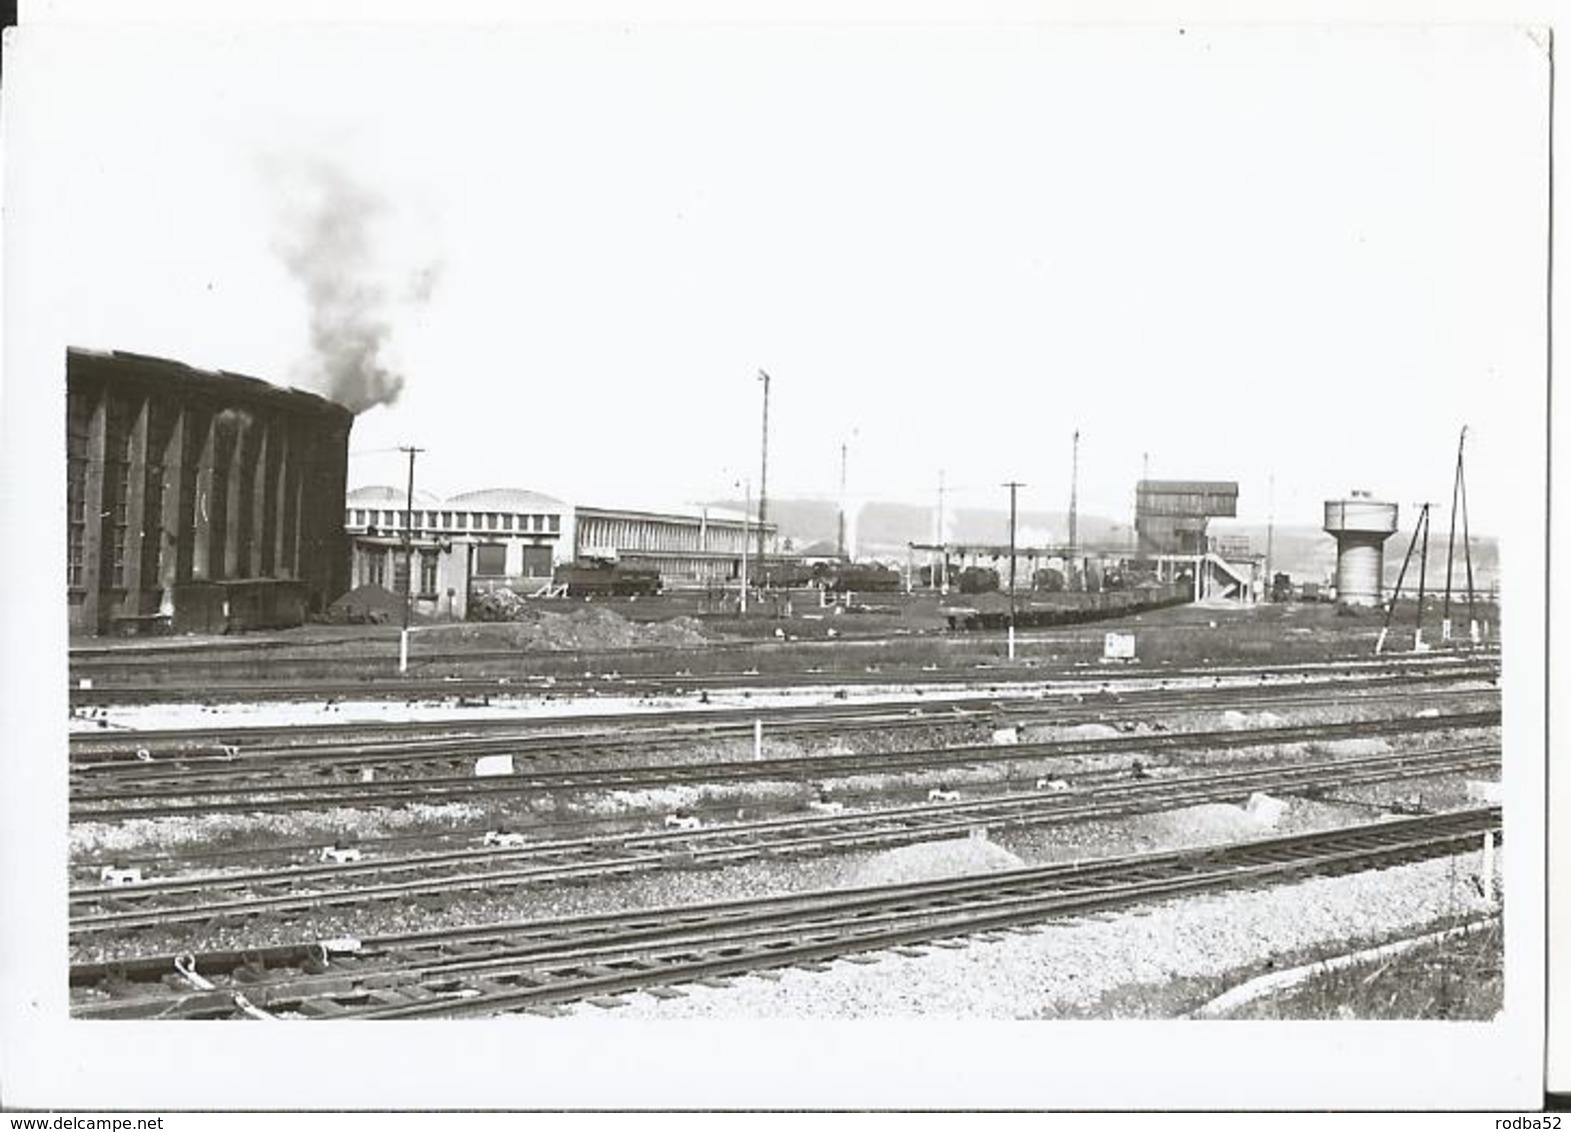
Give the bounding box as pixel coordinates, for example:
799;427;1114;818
70;807;1502;1020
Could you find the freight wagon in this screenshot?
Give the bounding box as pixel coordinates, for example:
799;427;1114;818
941;583;1190;631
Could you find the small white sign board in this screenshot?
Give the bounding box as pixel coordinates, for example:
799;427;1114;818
1103;632;1137;661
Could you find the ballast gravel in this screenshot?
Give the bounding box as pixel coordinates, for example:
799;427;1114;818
553;853;1501;1020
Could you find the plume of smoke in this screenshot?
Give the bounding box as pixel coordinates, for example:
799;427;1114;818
265;156;438;414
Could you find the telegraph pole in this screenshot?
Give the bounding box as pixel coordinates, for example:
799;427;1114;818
936;469;947;593
756;369;771;571
1266;472;1276;602
1415;501;1432;650
1004;480;1024;660
1379;501;1432;655
837;440;848;559
1137;452;1150;556
1442;426;1468;639
1068;429;1080;590
1459;437;1477;634
398;444;424;674
740;479;751;616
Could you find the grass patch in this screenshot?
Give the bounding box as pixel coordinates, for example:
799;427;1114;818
1220;918;1503;1020
1032;915;1502;1020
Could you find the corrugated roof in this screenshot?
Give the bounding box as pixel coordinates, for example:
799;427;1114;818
577;502;769;527
446;487;566;511
346;485;566;511
346;484;443;508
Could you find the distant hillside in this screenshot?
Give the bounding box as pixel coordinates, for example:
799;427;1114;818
714;498;1124;556
716;497;1499;592
708;498;839;551
1213;521;1500;592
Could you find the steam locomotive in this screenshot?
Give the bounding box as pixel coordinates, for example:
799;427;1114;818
552;560;663;597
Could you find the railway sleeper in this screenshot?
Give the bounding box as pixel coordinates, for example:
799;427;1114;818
77;988;235;1021
257;976;359;1002
294;998;352;1018
503;972;565;988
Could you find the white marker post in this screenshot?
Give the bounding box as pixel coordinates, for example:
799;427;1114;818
1007;623;1016;661
1103;633;1137;663
400;627;411;675
753;719;763;760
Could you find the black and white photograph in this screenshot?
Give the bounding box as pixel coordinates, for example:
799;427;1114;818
0;1;1555;1114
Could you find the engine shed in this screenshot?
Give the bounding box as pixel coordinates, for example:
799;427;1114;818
66;347;353;636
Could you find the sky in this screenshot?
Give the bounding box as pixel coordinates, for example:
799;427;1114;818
4;17;1549;533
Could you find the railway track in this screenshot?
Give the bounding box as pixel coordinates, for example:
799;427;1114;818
69;806;1502;1019
67;706;1501;822
68;672;1499;764
68;653;1498;707
68;741;1498;933
67;708;1500;821
67;685;1500;794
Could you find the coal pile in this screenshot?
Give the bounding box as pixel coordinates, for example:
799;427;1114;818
326;584;429;625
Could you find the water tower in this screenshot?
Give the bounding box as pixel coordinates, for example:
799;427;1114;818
1323;491;1399;607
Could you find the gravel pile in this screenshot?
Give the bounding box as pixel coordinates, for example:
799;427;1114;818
1220;709;1286;730
563;854;1502;1020
70;801;484;857
1130;802;1273;845
846;834;1023;887
1317;737;1394;757
1054;722;1122;741
580;779;802;818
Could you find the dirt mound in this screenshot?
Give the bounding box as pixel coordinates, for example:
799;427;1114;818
848;832;1023;888
327;584;428;625
469;588;534;621
432;604;709;651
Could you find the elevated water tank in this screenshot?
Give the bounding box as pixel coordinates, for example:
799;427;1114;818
1323;492;1399;607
